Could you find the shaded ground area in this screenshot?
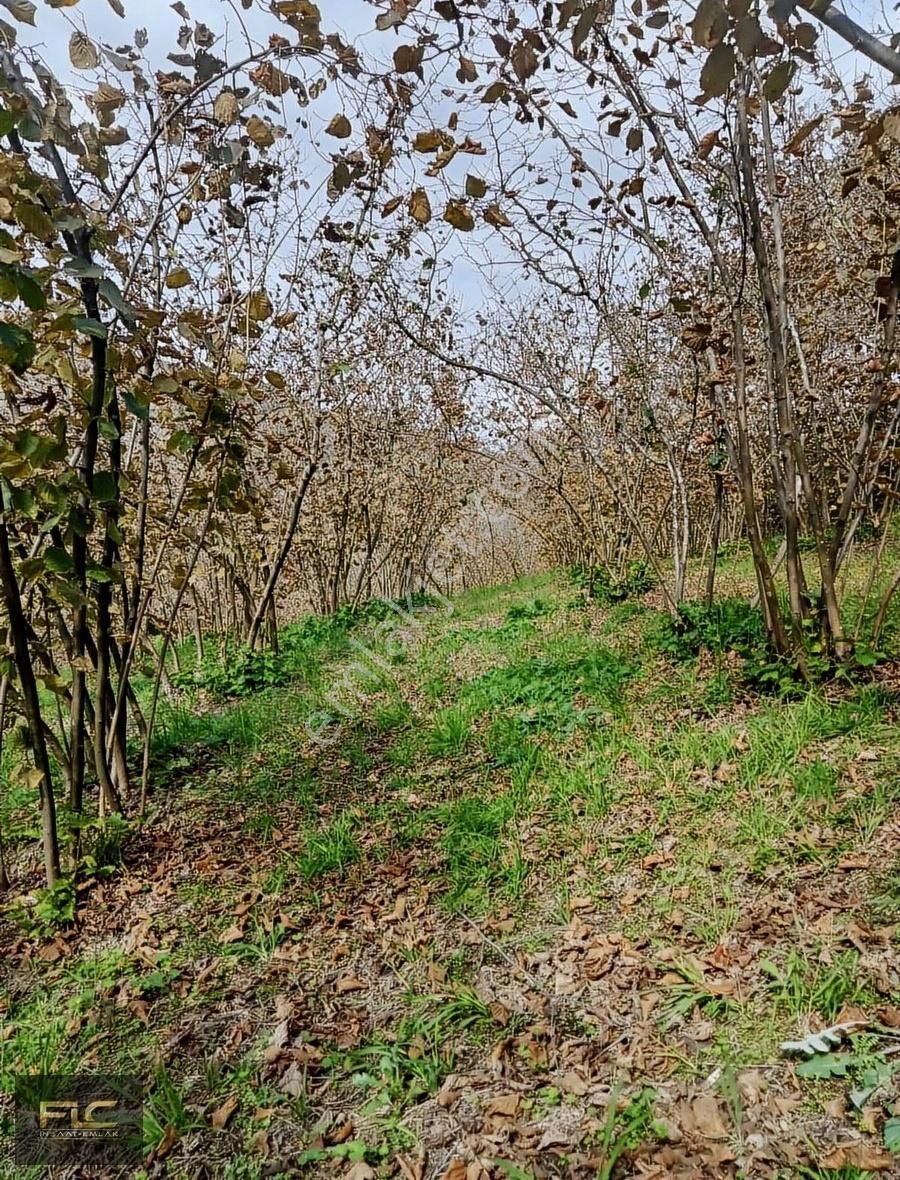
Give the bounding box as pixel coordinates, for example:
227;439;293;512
2;565;900;1179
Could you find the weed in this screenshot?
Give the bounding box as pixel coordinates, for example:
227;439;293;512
792;759;839;804
761;951;866;1022
296;813;360;881
325;989;492;1109
657;959;738;1028
591;1086;668;1180
427;705;473;755
143;1065;202;1153
504;598;551;626
10;876;77;936
372;698;412;734
569;561;654;605
440;793;517;912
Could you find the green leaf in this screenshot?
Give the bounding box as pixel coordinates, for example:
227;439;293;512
0;263;46;309
14;427;39;457
762;60;795;103
99;278;137;322
64;256;104;279
9;486;34;515
72;316;108;339
0;320;35;373
885;1116;900;1153
15;200;54;240
86;564;117;584
494;1163;537;1180
0;107;20;136
91;471;117;502
44;545;74;574
123;388;150;420
795;1052;854;1079
167;429;198;454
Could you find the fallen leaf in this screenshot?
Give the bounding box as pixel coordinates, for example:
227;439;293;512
327;1118;354;1145
569;895;594;911
249;1128;270;1156
154;1123;179;1159
345;1162;376;1180
837;854;870;870
691;1093;728;1139
819;1142;895;1170
210;1093;239;1129
823;1095;846;1119
486;1093;520;1117
396;1155;424;1180
335;975;367;993
489;1000;510;1026
560;1069;589;1095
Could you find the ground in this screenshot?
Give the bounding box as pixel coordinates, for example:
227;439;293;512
2;556;900;1180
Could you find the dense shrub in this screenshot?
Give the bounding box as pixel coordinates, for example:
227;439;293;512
650;599;767;662
569;561;654;605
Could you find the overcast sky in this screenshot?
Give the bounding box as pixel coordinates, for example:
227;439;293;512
12;0;900;313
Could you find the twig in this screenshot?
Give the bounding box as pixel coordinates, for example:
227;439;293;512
458;912;542;991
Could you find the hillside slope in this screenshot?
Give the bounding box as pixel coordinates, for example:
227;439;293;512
3;568;900;1179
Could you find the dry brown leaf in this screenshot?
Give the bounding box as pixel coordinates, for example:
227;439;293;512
335;975;367;993
154;1122;178;1159
213;90;240;125
246;116;275;147
690;1093;728;1139
486;1093;520;1117
408;188;431;224
326;113;352;138
697;129;719;159
560;1069;589;1095
819;1143;895;1170
824;1095;847;1119
250;62;290;96
344;1162;376;1180
489;1000;510;1026
246;290;273;322
210;1093;240;1129
382;895;406;922
165;266;192;290
69;30;99;69
883;112;900;142
396;1155;424;1180
785;115;823;155
328;1118;354;1144
444;199;475;231
838;854;870;869
247;1126;270;1156
218;923;245;944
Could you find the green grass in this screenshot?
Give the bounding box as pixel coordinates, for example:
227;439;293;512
4;557;900;1177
